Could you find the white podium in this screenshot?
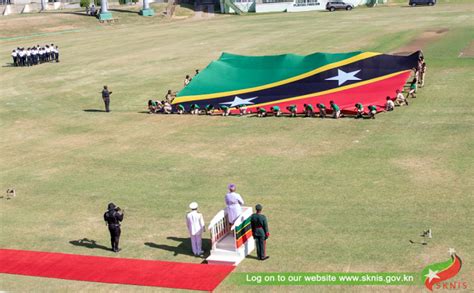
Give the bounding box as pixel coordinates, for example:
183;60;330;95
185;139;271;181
206;206;255;266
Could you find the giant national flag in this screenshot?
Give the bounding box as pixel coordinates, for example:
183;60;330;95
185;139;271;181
173;51;421;114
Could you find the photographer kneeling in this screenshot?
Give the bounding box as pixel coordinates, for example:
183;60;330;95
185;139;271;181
104;202;124;253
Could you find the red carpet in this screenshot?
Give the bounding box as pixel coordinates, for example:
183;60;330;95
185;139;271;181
0;249;234;291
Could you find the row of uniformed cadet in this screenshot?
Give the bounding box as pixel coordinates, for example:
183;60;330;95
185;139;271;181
11;44;60;67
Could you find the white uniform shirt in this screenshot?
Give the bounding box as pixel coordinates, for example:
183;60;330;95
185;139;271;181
11;51;17;57
397;92;405;101
186;211;205;236
225;192;244;223
46;47;51;54
26;50;31;56
386;100;394;109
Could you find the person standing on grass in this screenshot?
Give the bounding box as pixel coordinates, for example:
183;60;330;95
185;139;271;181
11;50;17;66
18;48;25;66
420;59;426;87
250;204;269;261
165;89;175;103
408;79;417;99
225;184;244;225
184;75;192;87
38;47;44;63
31;46;38;65
104;202;124;253
101;85;112;112
186;202;205;257
52;46;59;62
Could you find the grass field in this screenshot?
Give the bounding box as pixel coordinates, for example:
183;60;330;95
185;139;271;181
1;1;473;292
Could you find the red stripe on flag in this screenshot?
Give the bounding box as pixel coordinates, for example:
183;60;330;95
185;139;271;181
229;71;411;115
236;230;253;248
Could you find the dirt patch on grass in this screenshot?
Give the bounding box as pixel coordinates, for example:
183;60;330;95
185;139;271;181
392;28;449;55
0;16;56;35
40;25;77;33
392;157;454;185
459;41;474;58
0;14;82;38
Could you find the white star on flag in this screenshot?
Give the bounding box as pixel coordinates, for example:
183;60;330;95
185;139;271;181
220;96;258;107
425;269;441;283
448;248;456;256
325;69;362;86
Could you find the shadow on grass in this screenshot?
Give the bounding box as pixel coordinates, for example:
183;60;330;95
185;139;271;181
245;254;260;260
69;238;111;251
83;109;106;112
144;236;211;257
58;11;95;17
109;8;139;14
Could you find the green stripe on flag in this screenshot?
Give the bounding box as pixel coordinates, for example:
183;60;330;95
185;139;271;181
177;52;361;97
235;217;251;235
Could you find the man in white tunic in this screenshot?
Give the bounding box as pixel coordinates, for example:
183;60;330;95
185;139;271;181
186;202;205;257
225;184;244;224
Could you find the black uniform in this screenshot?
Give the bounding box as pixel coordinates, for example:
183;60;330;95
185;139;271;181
102;88;112;112
104;203;124;252
250;204;269;260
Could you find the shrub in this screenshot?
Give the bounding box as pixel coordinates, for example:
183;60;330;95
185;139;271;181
80;0;90;7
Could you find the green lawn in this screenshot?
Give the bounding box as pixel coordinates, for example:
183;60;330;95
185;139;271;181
0;2;473;292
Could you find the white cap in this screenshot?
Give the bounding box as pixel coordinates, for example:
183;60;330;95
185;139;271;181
189;202;198;209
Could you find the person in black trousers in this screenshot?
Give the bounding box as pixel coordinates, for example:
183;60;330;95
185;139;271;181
104;202;124;252
250;204;270;261
101;85;112;112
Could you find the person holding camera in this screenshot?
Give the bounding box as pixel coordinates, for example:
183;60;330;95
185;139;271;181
104;202;124;253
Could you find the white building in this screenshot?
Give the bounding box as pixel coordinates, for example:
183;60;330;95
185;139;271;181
221;0;386;13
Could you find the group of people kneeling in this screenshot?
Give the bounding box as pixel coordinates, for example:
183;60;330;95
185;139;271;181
146;90;411;119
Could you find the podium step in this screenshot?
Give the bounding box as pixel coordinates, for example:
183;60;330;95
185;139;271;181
216;233;235;250
206;248;243;266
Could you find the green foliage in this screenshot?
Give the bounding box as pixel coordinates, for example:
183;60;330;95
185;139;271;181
80;0;90;7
